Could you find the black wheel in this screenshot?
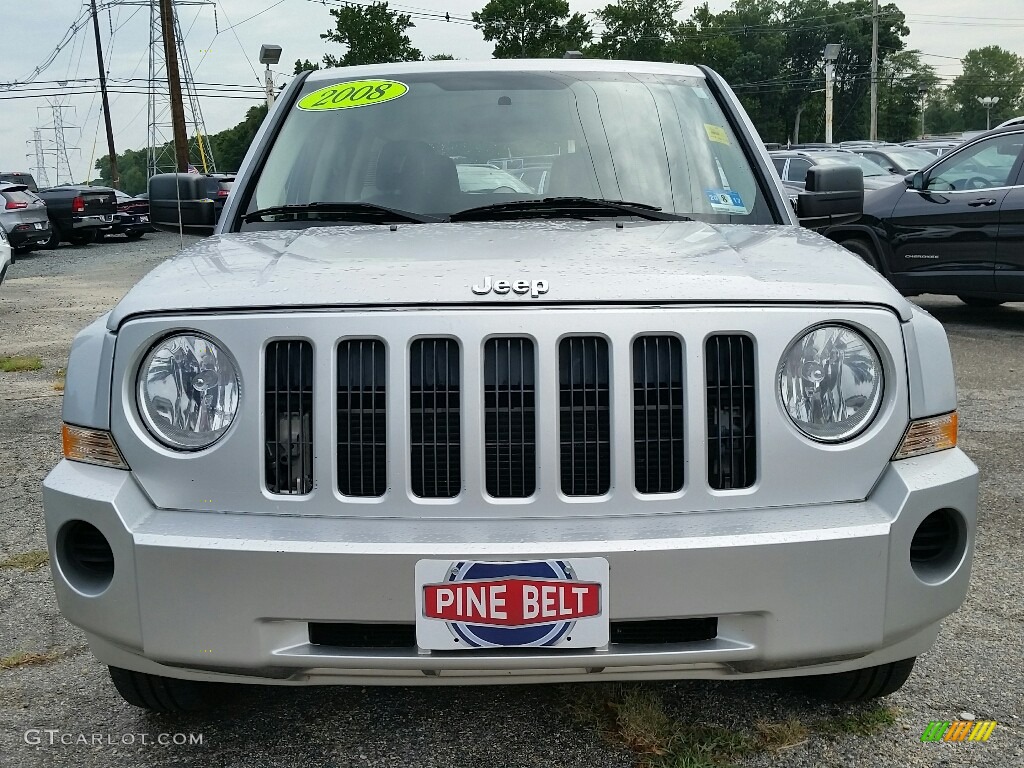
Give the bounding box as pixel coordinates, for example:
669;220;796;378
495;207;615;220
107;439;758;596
840;238;882;272
796;657;916;702
69;229;97;246
41;222;62;250
125;230;145;240
958;295;1005;308
108;666;211;713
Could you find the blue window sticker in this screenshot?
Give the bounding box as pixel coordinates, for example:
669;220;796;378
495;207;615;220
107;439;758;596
705;189;746;213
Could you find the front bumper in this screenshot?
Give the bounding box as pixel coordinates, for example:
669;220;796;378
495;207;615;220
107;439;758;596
43;449;978;686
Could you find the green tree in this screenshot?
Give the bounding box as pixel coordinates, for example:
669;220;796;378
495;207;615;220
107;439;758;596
592;0;682;62
293;58;321;74
948;46;1024;130
922;88;964;136
877;50;939;141
317;2;422;68
472;0;592;58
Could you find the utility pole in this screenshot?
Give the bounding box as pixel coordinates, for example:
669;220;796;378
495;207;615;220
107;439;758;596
159;0;190;172
824;44;840;144
870;0;878;140
90;0;120;188
27;129;51;188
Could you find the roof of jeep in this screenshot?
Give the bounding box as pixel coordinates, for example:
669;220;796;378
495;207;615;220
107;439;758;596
303;58;706;85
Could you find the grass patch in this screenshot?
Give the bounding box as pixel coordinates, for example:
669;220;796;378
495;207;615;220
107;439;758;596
817;705;898;736
0;649;63;671
0;355;43;372
0;550;50;571
567;685;755;768
755;718;809;751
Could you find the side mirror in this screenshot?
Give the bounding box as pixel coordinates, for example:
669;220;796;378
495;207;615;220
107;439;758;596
905;171;926;190
148;174;216;236
796;165;864;225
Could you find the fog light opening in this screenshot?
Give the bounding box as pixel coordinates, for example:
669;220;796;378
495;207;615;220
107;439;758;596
910;508;966;584
57;520;115;595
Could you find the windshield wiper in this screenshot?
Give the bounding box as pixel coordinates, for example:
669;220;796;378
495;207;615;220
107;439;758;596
243;202;440;224
448;197;691;223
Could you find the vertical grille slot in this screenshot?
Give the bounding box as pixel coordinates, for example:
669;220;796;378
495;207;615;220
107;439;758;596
410;339;461;498
706;335;756;490
484;337;536;498
559;337;611;496
337;340;387;497
265;340;314;495
633;336;684;494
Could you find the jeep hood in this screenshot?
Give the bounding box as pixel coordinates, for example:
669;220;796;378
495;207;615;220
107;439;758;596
108;221;913;329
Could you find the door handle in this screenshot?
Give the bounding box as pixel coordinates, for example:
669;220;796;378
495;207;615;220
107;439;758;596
967;198;997;207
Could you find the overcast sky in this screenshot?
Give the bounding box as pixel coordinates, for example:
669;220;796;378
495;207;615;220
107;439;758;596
2;0;1022;182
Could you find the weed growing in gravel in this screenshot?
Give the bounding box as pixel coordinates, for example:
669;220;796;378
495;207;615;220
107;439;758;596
0;355;43;372
817;704;898;735
754;717;810;750
54;367;66;391
0;649;63;671
566;684;755;767
0;550;49;571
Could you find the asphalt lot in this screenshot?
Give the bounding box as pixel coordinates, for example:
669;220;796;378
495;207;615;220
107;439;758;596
0;232;1021;767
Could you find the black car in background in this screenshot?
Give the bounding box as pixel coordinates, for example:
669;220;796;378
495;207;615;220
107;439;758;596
201;173;234;219
101;190;154;240
847;145;938;175
825;125;1024;306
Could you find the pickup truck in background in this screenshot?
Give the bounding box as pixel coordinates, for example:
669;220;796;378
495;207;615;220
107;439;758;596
35;185;117;248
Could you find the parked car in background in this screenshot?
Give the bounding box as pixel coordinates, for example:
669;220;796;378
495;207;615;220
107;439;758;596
0;182;51;254
456;163;535;193
0;226;11;286
100;190;154;240
769;150;901;190
826;124;1024;306
512;166;550;194
201;173;234;220
0;171;39;193
847;145;937;175
902;140;962;157
996;116;1024;128
35;186;117;248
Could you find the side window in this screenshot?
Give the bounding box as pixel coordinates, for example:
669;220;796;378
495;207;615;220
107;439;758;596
927;134;1024;191
864;152;895;172
786;159;812;183
771;158;787;176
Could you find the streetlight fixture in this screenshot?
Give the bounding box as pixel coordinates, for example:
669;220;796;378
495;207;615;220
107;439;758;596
823;44;841;143
259;44;283;109
977;96;1000;130
918;86;929;139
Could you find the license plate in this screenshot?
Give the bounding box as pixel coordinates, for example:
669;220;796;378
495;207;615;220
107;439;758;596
415;558;609;650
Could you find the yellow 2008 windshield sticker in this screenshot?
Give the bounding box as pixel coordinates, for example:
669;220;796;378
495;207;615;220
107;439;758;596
704;124;730;145
297;79;408;111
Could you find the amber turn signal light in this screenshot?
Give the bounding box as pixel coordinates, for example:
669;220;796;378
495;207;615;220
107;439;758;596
62;424;129;470
892;412;957;460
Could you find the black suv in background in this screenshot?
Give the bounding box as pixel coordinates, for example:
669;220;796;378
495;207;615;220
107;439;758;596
825;125;1024;306
0;171;40;193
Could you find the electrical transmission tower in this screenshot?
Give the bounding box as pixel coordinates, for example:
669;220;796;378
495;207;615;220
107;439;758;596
27;129;51;188
36;101;80;186
147;0;217;177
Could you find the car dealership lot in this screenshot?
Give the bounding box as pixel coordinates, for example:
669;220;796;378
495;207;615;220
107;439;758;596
0;235;1021;767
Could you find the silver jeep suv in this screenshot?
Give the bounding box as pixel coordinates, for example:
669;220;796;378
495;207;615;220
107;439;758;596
44;60;977;713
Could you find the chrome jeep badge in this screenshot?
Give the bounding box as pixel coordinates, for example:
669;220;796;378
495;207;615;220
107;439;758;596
471;276;549;298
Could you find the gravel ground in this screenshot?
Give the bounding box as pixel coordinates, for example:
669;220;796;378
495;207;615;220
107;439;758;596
0;233;1021;767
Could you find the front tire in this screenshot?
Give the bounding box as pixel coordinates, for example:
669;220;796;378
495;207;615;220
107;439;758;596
108;666;211;713
958;295;1005;308
839;238;882;272
797;657;916;702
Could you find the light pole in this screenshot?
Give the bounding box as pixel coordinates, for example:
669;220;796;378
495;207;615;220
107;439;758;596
918;86;928;139
977;96;1000;130
260;44;282;109
824;44;841;144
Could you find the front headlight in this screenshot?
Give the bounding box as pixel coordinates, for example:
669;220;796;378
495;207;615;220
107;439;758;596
778;325;883;442
137;333;240;450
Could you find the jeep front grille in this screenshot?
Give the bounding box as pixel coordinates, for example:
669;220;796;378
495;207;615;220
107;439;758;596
337;339;387;497
263;329;760;502
559;336;611;496
265;340;314;495
484;337;536;498
633;336;684;494
706;335;756;490
410;338;461;498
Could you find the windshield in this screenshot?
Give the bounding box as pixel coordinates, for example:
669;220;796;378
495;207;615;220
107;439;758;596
884;148;936;171
811;153;890;177
246;70;776;226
